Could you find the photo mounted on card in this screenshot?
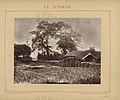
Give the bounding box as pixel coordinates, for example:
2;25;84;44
14;18;101;84
5;10;110;92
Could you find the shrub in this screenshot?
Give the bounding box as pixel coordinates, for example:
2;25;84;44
19;57;32;64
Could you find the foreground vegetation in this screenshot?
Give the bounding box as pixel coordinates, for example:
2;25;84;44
14;62;100;84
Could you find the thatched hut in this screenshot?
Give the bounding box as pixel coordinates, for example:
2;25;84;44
63;50;98;67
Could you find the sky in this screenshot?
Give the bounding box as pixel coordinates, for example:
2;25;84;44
14;18;101;51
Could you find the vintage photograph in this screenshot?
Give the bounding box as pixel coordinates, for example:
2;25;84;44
14;18;101;84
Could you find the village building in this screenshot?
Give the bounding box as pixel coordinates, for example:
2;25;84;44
63;50;100;67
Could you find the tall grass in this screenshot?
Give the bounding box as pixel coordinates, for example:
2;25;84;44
14;64;100;84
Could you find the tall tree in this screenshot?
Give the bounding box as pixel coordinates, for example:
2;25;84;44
27;21;81;58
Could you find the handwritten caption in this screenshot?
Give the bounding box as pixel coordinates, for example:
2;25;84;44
36;12;53;18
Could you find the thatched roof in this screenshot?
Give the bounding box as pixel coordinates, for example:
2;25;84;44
64;50;100;60
64;50;87;59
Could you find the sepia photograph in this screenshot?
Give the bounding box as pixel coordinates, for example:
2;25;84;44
14;18;101;84
1;0;120;99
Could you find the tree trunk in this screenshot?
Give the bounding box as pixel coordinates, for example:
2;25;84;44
46;48;49;59
63;48;67;55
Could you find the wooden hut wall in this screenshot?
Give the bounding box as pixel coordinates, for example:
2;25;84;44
83;55;96;62
63;57;81;67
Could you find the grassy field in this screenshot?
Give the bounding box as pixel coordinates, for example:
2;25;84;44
14;62;101;84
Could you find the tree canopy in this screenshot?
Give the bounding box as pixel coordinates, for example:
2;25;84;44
27;21;81;59
14;44;31;58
